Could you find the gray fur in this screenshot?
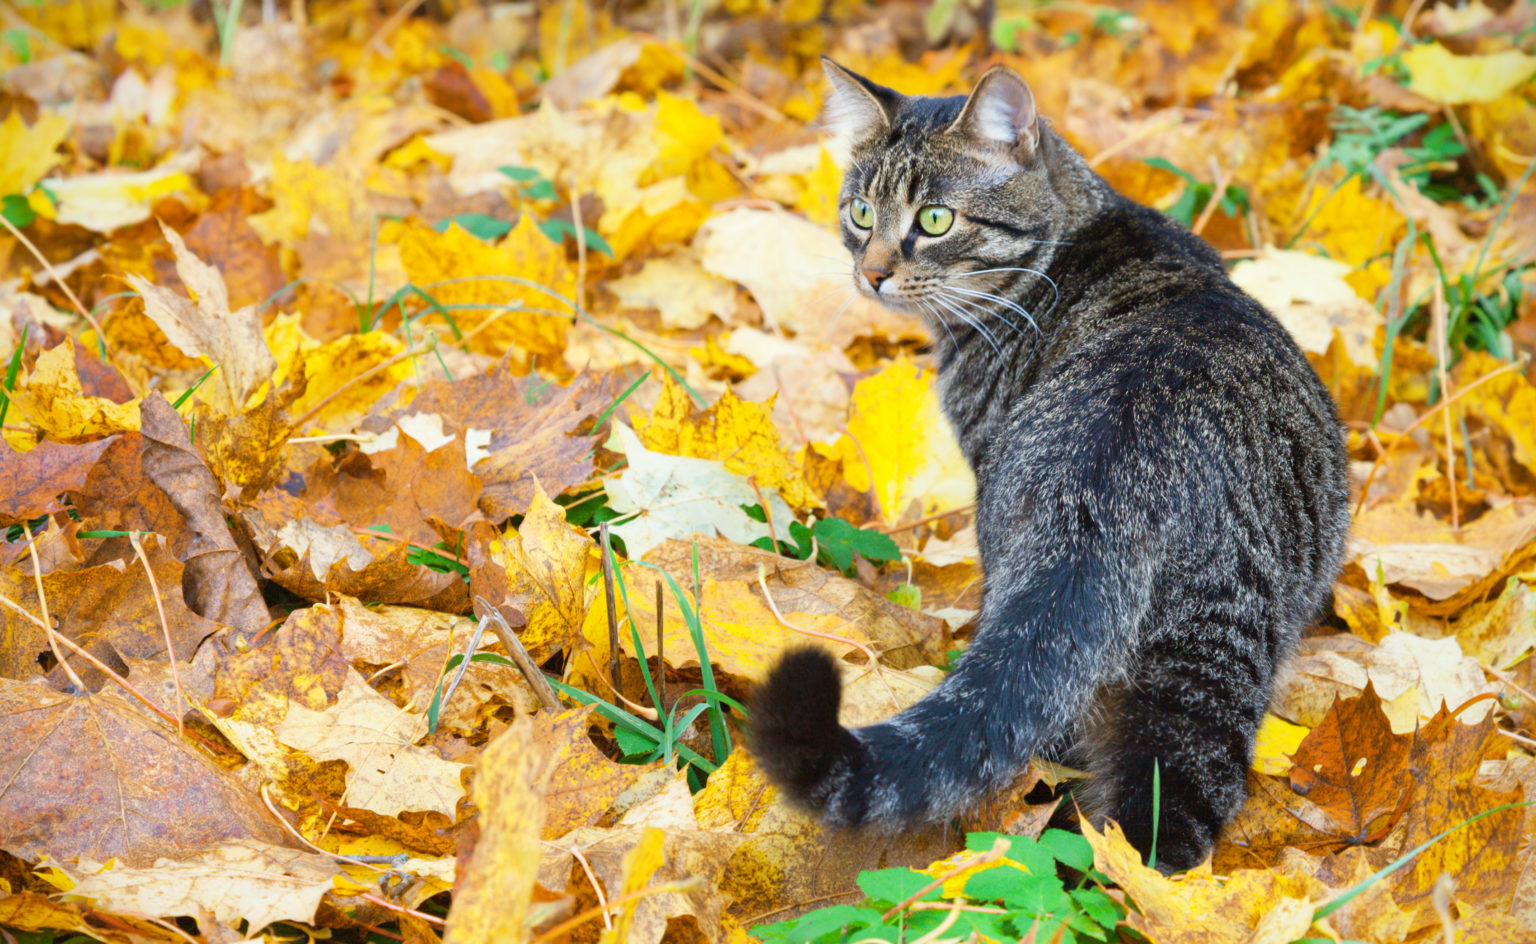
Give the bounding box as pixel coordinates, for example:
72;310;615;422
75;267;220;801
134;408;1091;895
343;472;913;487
750;60;1349;871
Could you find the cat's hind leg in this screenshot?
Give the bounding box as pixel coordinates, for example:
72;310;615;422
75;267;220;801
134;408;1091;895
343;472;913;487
1082;624;1273;872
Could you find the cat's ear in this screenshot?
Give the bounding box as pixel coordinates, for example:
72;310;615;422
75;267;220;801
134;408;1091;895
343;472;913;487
820;57;900;149
951;66;1039;158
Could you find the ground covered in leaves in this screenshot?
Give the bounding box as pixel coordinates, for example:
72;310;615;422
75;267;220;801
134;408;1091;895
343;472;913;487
1;0;1535;942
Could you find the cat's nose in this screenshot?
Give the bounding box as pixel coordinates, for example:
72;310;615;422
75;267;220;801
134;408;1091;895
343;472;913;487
861;267;892;290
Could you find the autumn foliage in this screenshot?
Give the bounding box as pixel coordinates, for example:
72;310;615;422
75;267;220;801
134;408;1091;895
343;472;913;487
1;0;1535;942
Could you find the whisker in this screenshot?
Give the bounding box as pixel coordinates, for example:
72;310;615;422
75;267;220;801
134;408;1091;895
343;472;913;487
826;290;856;336
948;286;1048;335
942;289;1043;369
948;267;1060;320
918;298;962;354
930;294;1002;359
936;289;1030;341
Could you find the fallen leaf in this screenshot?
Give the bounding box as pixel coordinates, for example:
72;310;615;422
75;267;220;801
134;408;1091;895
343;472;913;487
1287;682;1412;842
126;222;276;415
441;712;551;944
332;595;528;736
474;482;593;663
534;705;659;838
0;679;291;867
1401;43;1536;104
821;357;974;524
610;252;737;330
539;825;744;944
602;422;798;560
64;840;340;934
0;537;220;681
0;437;115;527
1083;819;1328;942
635;375;821;510
274;669;469;818
0;111;71;196
140;391;270;635
395;218;575;363
5;343;141;443
378;362;616;518
41;162;196;232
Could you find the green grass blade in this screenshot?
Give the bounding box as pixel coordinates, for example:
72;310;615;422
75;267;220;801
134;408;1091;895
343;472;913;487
172;366;219;410
594;370;651;432
0;322;26;429
547;676;717;773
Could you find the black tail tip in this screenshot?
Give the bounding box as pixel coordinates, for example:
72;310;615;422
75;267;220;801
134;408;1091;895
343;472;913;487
749;648;860;803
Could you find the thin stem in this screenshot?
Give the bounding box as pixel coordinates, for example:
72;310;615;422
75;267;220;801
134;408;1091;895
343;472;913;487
22;521;83;691
131;532;184;736
0;213;106;348
756;563;900;710
1354;355;1529;516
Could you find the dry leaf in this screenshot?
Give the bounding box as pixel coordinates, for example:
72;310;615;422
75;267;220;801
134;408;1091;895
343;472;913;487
274;669;468;818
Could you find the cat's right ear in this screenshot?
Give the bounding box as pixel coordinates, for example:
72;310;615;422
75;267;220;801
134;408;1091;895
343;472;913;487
820;57;900;156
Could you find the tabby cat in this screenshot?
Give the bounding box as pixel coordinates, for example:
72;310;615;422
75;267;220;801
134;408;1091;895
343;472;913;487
751;59;1349;871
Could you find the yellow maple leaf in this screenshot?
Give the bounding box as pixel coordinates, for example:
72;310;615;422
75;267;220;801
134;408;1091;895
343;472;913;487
794;147;842;226
1455;350;1536;480
6;343;141;443
394;217;575;361
601;177;712;261
283;331;411;430
1288;174;1406;298
1401;43;1536;105
0;111;70;197
1251;714;1308;776
634;375;821;509
247;155;367;248
822;357;974;524
652;91;724;181
484;483;595;663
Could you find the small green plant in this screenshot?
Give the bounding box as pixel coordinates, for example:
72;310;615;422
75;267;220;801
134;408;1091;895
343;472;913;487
427;540;738;790
752;829;1123;944
432;166;614;256
1140;158;1250;230
751;514;902;576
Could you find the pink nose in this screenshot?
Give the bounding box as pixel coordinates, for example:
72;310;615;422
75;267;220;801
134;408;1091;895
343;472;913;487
861;267;892;290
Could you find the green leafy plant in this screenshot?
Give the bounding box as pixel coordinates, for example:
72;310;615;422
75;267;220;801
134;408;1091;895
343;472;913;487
430;166;613;256
752;829;1123;944
1141;158;1250;229
751;514;902;576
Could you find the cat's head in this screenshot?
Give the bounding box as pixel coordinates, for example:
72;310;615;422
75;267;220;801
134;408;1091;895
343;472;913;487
821;58;1087;336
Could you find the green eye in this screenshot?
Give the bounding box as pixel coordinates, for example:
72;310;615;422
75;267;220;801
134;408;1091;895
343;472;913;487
917;205;954;236
849;198;874;229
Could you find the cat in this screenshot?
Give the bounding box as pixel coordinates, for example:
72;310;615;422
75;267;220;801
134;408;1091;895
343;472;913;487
750;58;1350;871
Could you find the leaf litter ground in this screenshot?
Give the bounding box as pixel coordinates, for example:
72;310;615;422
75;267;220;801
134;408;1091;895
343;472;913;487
1;1;1535;942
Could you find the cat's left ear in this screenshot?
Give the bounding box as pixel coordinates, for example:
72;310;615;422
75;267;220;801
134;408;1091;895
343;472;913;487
950;66;1039;158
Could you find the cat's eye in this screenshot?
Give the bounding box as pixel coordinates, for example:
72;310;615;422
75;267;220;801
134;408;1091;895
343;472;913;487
917;205;955;236
849;198;875;229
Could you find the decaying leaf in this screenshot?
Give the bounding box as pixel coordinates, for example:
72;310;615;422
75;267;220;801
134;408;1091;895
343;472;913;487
125;222;277;415
140;392;270;635
64;840;341;935
442;712;551;944
0;679;292;867
0;437;115;527
274;669;468;818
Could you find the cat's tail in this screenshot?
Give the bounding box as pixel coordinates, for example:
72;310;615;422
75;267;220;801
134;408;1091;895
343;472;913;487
750;534;1139;827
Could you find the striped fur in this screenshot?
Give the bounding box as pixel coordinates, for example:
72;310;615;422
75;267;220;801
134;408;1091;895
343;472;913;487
750;60;1349;871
